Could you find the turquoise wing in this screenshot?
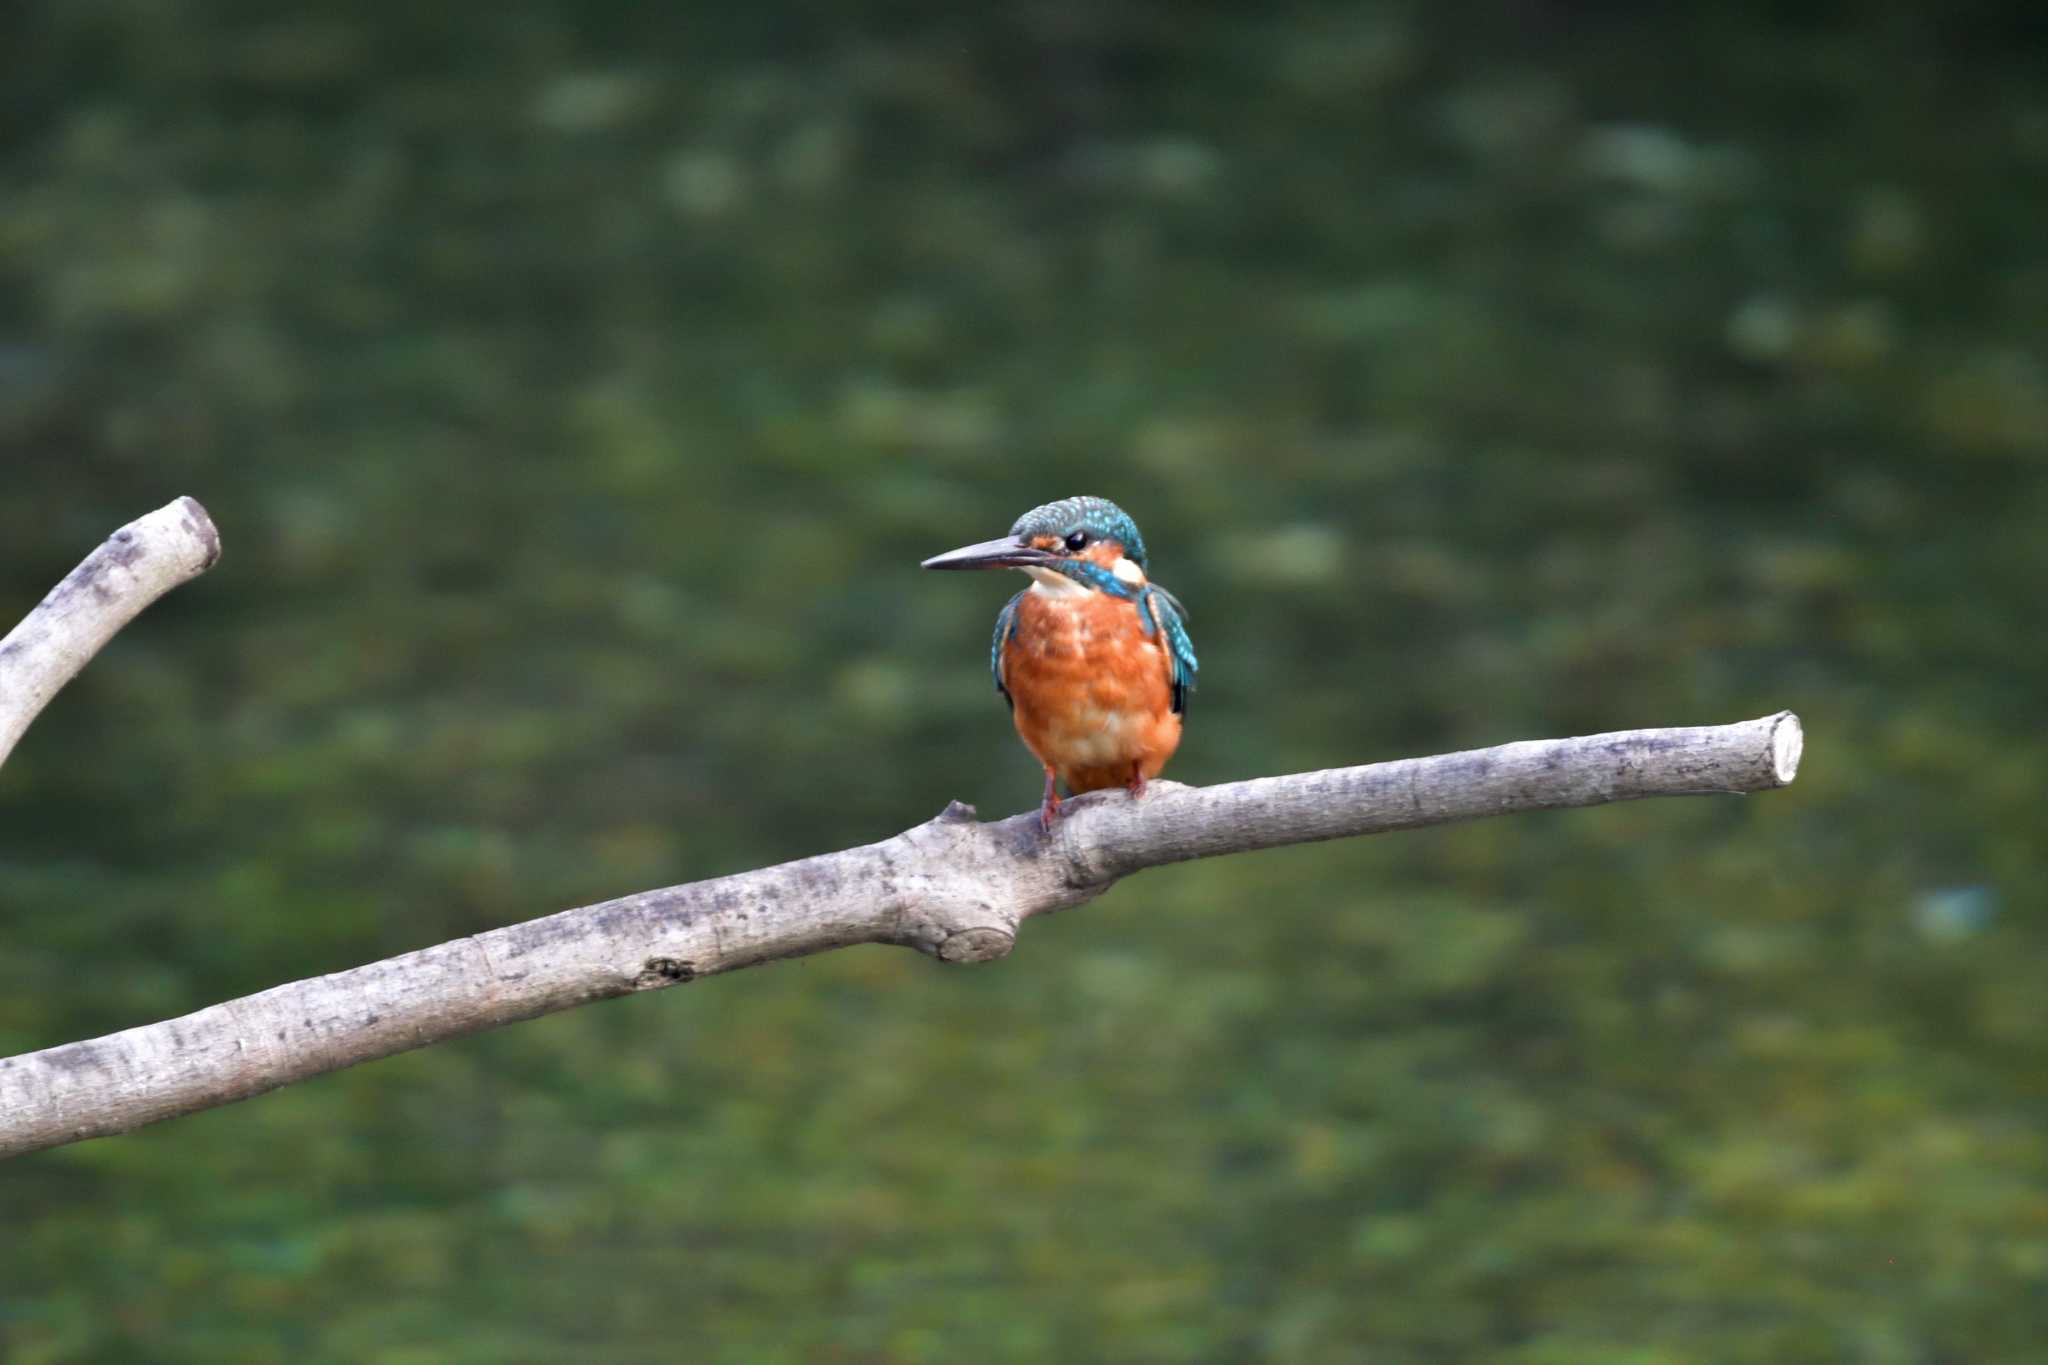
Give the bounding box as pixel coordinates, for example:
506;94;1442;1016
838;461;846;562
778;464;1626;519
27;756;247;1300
1140;584;1198;714
991;589;1025;711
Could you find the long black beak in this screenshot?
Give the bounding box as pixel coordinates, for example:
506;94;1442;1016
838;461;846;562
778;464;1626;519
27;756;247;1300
920;536;1058;571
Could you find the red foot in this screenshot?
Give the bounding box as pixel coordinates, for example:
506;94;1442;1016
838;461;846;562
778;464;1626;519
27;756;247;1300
1127;763;1148;800
1039;768;1063;832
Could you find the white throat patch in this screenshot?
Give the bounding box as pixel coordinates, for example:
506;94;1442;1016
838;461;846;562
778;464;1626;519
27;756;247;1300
1022;557;1148;596
1023;566;1090;596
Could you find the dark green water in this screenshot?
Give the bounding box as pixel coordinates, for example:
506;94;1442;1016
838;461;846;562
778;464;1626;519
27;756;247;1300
3;3;2044;1360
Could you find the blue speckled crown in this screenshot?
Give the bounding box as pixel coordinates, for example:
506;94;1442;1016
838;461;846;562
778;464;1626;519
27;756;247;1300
1009;495;1149;569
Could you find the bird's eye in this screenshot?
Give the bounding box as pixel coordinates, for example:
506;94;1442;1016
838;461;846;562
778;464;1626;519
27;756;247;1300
1064;531;1089;552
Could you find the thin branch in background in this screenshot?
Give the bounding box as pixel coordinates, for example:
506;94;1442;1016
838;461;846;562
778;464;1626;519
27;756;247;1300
0;496;222;772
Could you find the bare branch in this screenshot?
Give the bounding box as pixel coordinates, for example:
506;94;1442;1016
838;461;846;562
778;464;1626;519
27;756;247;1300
0;711;1801;1159
0;497;222;772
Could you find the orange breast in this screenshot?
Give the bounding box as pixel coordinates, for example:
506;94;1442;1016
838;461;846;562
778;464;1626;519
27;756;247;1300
1001;588;1182;793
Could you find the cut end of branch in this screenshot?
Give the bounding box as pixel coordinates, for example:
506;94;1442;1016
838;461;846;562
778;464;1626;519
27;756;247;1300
176;495;223;571
1770;711;1803;786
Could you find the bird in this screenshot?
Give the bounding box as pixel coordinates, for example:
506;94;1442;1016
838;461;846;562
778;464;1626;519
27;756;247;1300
921;495;1197;830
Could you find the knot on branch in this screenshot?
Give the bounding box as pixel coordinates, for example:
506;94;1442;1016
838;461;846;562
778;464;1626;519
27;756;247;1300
633;957;697;989
885;801;1111;963
935;927;1015;964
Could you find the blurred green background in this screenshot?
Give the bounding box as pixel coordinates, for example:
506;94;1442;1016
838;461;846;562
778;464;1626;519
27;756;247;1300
3;1;2045;1361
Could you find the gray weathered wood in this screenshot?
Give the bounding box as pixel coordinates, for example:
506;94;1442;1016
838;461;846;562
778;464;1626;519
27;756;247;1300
0;710;1801;1159
0;496;222;772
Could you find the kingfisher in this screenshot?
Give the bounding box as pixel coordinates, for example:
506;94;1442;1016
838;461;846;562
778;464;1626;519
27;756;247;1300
922;495;1198;830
